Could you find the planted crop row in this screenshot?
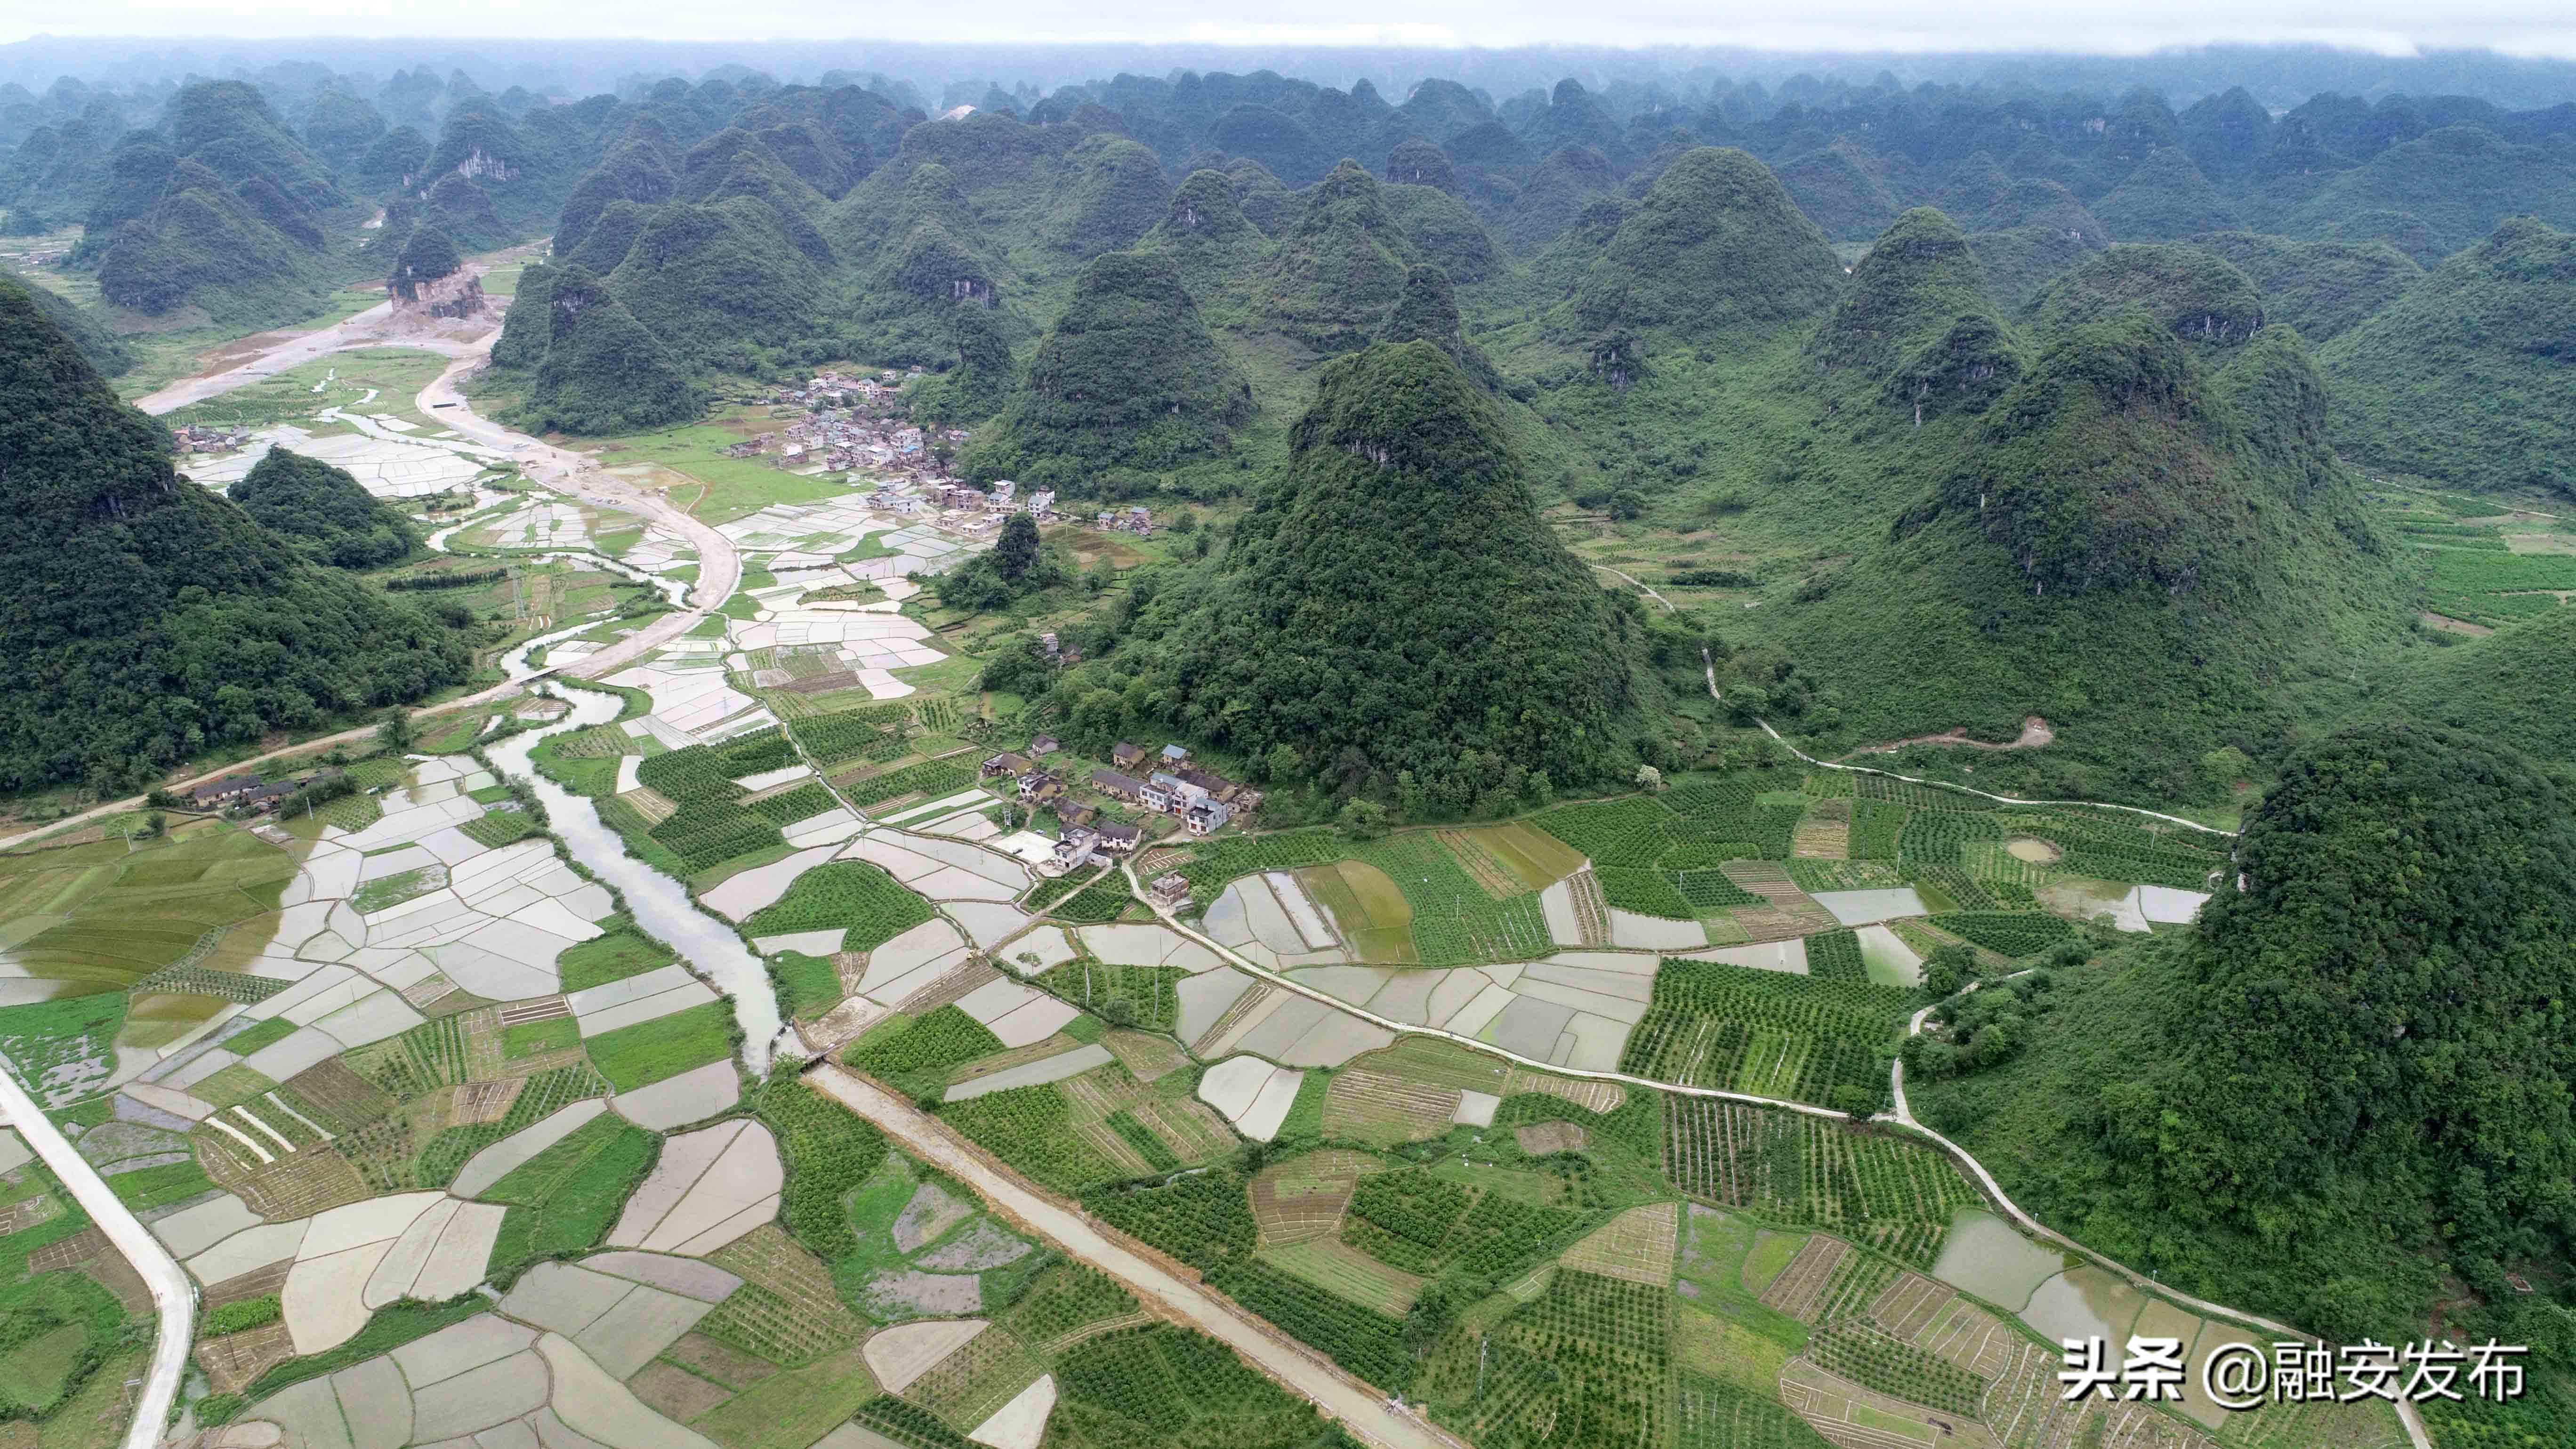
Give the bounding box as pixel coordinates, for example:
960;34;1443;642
845;1006;1004;1078
1595;866;1694;919
1079;1168;1258;1270
1348;1169;1469;1248
1000;1264;1138;1346
938;1082;1120;1192
1895;810;2005;868
1805;928;1866;984
1353;834;1552;966
1661;1100;1979;1268
1809;1320;1988;1417
844;758;973;808
1909;862;2038;909
1046;874;1134;924
1677;1374;1832;1449
1927;912;2073;957
747;782;837;825
1532;797;1678;868
1849;799;1908;861
2061;844;2221;889
743;861;932;952
1174;831;1352;906
646;801;784;873
635;745;741;805
1855;778;1996;811
1623;962;1912;1108
754;1074;889;1262
1040;960;1183;1032
1056;1323;1308;1438
1103;1111;1180;1172
788;707;913;768
1208;1260;1411;1389
713;729;798;778
1492;1088;1663;1160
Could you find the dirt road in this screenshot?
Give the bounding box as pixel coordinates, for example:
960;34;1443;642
131;299;398;413
0;1059;193;1449
804;1065;1466;1449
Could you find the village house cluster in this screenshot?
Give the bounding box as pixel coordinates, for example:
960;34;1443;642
170;423;254;456
723;371;960;476
981;736;1261;873
177;767;342;815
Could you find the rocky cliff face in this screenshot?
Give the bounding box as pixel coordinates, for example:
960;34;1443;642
393;269;487;321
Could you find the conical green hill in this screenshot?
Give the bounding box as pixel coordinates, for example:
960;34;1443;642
1141;341;1647;784
1977;178;2110;242
2318;217;2576;492
229;447;418;568
0;285;465;790
1379;264;1502;390
560;200;652;272
1383;140;1456;193
1139;169;1271;296
1775;139;1904;242
389;225;462;298
1572;148;1843;338
518;265;701;435
909;302;1016;426
555;139;676;258
1046;136;1171;259
1938;152;2015;220
702;150;837;265
608;198;823;362
491;260;558;368
1808;208;1996;379
2093;146;2239;241
2032;244;2265;347
1496;144;1613;257
2183;232;2420;342
0;268;132;376
1254;159;1417;353
1380;183;1502;284
964;249;1250;485
424;172;506;250
1775;313;2401;796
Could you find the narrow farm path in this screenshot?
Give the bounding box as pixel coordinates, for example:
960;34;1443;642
805;1064;1473;1449
0;1054;193;1449
1835;716;2055;760
1588;563;1677;613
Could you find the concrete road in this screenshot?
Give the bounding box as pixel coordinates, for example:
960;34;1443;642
805;1065;1469;1449
0;1059;193;1449
130;300;397;414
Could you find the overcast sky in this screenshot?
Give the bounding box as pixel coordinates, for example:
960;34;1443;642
9;2;2576;58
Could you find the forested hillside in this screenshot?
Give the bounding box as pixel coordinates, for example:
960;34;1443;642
0;281;465;790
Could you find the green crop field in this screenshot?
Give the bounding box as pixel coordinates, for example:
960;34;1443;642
755;1076;890;1261
844;1006;1004;1079
1623;960;1915;1110
555;920;676;992
1664;1101;1979;1268
938;1082;1120;1192
477;1112;659;1281
1925;912;2073;957
842;758;974;808
1080;1167;1259;1270
583;1000;736;1090
743;861;933;951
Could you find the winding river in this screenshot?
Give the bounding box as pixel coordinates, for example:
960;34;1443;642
483;683;788;1074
